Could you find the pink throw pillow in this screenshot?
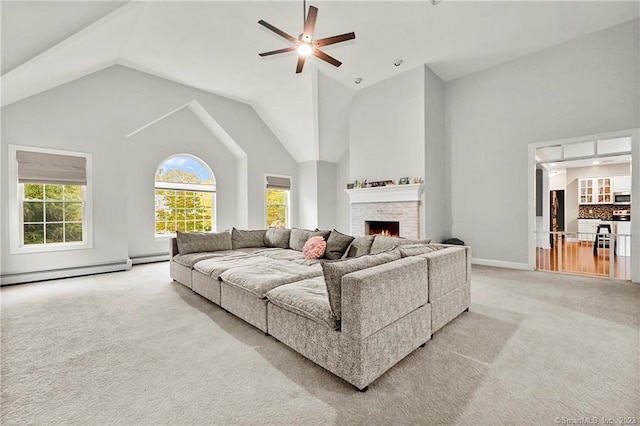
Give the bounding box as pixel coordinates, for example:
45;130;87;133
303;235;326;259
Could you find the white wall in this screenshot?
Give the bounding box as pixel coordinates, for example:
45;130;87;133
296;160;318;230
349;66;425;183
317;161;337;231
126;107;239;259
335;150;351;234
424;66;447;243
1;65;297;280
447;19;640;266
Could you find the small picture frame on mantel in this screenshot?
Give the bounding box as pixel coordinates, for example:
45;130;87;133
398;177;410;185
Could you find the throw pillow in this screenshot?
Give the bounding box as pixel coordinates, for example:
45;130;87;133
322;250;401;320
231;228;267;249
176;230;232;254
264;228;291;248
303;235;327;259
370;235;432;255
345;235;375;258
325;229;355;260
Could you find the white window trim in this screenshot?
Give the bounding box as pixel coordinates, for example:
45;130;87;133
154;154;217;239
264;173;292;229
8;145;93;254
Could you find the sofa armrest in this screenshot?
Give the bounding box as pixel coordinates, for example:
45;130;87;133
169;237;179;257
341;256;428;340
418;246;470;300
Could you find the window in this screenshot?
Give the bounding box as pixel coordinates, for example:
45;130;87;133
154;155;215;235
265;175;291;228
9;145;93;254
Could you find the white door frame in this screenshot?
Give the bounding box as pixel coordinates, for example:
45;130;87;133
527;128;639;282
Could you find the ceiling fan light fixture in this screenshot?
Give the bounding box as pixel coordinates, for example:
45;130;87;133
297;43;313;56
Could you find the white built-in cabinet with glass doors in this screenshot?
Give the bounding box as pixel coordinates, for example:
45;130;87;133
579;177;612;204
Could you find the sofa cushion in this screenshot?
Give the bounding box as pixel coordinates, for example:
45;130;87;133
220;261;323;298
325;230;355;260
322;250;401;320
264;228;291;249
289;228;327;251
399;244;447;258
345;235;375;258
172;250;240;268
266;276;338;330
253;248;307;261
193;255;272;280
231;228;267;249
369;235;431;255
176;231;232;254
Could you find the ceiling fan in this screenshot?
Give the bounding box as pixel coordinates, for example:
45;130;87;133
258;1;356;74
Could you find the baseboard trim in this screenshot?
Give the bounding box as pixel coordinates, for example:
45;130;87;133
471;258;532;271
0;259;133;286
130;253;170;265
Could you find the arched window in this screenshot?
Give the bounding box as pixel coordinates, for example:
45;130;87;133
154;155;215;235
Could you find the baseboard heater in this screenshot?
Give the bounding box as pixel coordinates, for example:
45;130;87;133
0;259;133;286
130;253;170;265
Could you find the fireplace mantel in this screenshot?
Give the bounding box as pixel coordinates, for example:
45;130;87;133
345;183;424;204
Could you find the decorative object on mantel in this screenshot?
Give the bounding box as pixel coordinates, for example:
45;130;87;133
348;179;397;189
257;0;356;74
399;177;410;185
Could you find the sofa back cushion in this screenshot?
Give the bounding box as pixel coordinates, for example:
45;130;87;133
370;235;432;255
399;244;446;257
289;228;329;251
325;229;355;260
232;228;267;249
176;231;232;254
345;235;375;258
322;250;401;320
264;228;291;248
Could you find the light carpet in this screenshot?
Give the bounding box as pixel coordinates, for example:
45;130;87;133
1;263;638;425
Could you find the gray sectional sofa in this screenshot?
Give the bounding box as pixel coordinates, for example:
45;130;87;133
170;227;471;391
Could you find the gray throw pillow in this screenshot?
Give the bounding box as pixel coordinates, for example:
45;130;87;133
322;250;401;320
176;231;232;254
345;235;375;258
264;228;291;249
399;244;444;258
325;229;355;260
289;228;327;252
231;228;267;249
370;235;432;255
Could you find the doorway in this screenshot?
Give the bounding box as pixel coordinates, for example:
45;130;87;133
530;131;637;281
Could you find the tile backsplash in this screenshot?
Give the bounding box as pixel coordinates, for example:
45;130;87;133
578;204;617;219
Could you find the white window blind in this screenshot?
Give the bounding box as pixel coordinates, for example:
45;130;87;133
266;176;291;190
17;151;87;185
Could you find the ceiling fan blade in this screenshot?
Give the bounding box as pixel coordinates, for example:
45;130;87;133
312;49;342;68
302;6;318;42
258;19;297;43
259;47;297;57
313;32;356;47
296;55;306;74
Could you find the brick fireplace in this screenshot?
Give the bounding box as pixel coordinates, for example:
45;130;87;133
345;184;424;239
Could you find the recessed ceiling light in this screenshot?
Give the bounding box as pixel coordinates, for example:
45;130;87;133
593;160;600;165
354;78;363;84
550;163;556;167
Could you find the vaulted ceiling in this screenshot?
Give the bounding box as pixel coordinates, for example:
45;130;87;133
2;1;638;162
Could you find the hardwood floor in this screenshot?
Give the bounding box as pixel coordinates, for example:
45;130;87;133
536;236;630;280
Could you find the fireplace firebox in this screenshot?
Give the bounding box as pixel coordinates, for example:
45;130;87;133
365;221;400;237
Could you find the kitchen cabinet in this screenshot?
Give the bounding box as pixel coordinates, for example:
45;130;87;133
613;175;631;193
579;177;612;204
578;219;613;241
615;221;632;256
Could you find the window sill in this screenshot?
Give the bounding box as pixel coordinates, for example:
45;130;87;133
155;234;176;242
11;241;92;255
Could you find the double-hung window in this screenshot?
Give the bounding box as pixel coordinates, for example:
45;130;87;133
9;145;93;253
265;175;291;228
